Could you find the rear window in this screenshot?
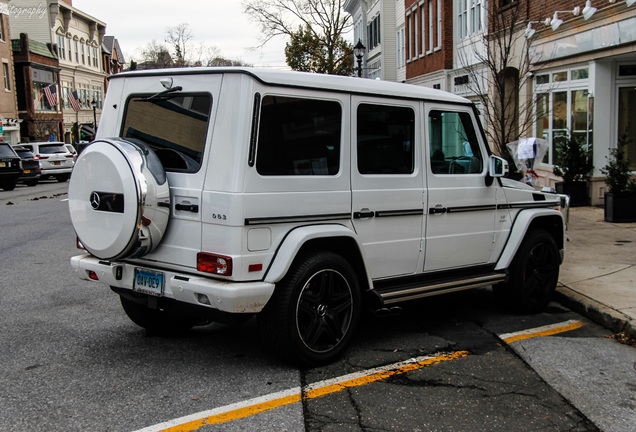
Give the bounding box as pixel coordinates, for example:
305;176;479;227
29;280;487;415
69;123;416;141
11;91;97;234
121;93;212;173
0;144;17;158
255;95;341;176
38;144;68;154
15;149;34;158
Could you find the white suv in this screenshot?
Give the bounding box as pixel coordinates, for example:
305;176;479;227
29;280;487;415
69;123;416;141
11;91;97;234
69;68;568;366
16;142;74;182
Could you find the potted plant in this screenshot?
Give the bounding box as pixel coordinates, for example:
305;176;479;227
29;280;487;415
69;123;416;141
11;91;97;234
600;137;636;222
553;135;593;206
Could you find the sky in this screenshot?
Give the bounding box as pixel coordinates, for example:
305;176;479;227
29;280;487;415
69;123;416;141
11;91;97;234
72;0;291;69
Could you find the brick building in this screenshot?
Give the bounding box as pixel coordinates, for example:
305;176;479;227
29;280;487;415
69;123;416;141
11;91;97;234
0;4;20;144
12;33;63;142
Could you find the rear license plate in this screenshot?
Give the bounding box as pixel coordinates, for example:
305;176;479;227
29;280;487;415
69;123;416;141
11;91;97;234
133;268;164;296
0;162;5;167
23;169;31;174
52;161;61;166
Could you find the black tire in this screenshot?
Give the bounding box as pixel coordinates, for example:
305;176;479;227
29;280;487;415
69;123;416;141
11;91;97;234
120;296;199;336
1;181;16;191
56;174;70;182
258;250;361;366
494;229;560;313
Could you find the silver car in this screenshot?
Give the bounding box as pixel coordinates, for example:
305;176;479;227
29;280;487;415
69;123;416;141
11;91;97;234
15;142;74;182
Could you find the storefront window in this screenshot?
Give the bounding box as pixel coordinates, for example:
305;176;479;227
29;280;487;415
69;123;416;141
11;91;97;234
535;66;592;166
618;87;636;170
571;90;589;145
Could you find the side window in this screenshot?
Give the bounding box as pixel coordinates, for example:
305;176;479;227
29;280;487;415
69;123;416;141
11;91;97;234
357;104;414;174
428;110;483;174
256;95;341;176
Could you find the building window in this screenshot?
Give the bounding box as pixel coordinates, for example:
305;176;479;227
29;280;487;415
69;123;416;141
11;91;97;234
0;15;4;41
428;1;434;52
397;26;406;67
2;62;10;90
413;10;418;57
437;0;442;49
93;48;98;67
74;41;79;62
458;0;468;39
87;45;91;66
367;15;381;51
420;6;425;56
62;81;72;109
81;44;85;64
57;35;65;60
92;85;102;109
458;0;484;39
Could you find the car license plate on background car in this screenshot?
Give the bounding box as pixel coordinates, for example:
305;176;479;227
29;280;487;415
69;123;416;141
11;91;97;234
0;162;5;167
133;268;164;296
53;161;61;166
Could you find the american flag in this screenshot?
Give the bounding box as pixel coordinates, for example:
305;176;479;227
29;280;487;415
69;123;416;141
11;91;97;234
68;90;81;112
43;84;57;107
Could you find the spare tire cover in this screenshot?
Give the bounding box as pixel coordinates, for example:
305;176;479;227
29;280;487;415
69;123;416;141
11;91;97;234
69;138;170;260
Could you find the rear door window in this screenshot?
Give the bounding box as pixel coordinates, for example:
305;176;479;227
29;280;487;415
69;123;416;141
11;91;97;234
39;144;68;154
255;95;341;176
121;93;212;173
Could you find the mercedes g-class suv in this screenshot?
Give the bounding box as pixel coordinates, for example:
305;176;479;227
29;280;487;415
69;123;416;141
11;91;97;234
69;68;568;366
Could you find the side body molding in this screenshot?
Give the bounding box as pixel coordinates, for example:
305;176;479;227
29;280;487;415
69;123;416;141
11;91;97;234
263;224;373;288
495;209;566;271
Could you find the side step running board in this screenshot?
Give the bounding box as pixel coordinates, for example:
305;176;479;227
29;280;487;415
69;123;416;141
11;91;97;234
376;272;507;305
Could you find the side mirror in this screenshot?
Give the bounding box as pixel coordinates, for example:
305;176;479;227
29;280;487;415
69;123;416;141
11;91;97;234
489;155;508;178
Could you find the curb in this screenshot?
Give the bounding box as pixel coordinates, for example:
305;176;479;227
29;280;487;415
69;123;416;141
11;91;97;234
555;284;636;340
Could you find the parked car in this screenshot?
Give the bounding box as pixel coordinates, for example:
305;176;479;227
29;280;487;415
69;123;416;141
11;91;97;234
16;142;74;182
13;146;41;186
65;144;78;162
0;142;22;191
68;68;569;366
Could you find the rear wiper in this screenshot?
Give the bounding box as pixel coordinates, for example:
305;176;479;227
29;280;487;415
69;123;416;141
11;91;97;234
137;86;183;102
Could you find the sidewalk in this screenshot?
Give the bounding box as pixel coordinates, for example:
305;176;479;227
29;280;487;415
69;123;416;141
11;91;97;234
555;206;636;339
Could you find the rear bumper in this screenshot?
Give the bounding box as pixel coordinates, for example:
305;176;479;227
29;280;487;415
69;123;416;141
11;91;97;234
41;167;73;175
70;254;275;314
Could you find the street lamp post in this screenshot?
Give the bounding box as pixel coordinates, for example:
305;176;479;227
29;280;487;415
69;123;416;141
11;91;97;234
353;39;366;78
91;98;97;139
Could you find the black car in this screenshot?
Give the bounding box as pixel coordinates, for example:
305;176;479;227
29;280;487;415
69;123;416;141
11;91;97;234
0;142;22;191
13;146;41;186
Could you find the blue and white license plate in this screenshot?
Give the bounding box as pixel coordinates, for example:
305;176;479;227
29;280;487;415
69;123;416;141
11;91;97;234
133;268;164;296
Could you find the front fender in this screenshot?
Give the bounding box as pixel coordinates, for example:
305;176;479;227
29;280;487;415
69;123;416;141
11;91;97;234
495;209;565;271
264;224;372;287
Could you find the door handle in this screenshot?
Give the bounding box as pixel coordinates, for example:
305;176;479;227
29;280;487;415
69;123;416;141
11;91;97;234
175;203;199;213
429;205;447;215
353;210;375;219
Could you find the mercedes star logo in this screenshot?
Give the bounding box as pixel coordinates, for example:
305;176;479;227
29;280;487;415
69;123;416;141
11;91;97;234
90;192;100;210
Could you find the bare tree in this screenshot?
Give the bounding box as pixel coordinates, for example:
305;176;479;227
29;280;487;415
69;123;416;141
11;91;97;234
458;4;540;165
138;40;173;69
243;0;353;74
165;23;194;67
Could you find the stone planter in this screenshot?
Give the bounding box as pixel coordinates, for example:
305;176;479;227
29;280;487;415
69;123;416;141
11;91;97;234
604;192;636;222
555;181;589;207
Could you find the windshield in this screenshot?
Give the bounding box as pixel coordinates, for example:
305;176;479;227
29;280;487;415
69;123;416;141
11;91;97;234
121;93;212;173
0;145;16;158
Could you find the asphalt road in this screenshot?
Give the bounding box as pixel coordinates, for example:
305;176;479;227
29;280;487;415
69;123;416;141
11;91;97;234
1;180;634;432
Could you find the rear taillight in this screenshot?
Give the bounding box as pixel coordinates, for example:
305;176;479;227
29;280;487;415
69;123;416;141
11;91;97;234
37;155;48;160
197;253;232;276
66;155;74;158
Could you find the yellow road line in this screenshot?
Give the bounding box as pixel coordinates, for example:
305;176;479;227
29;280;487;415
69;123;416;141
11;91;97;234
499;319;585;344
135;350;469;432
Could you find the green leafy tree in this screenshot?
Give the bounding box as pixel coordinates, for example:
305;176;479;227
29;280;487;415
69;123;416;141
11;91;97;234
285;24;353;75
244;0;353;75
